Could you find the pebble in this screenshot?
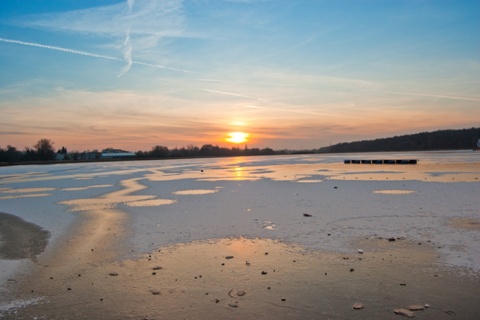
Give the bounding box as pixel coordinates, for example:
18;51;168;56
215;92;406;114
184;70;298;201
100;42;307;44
394;308;415;318
303;213;312;217
109;272;119;276
352;303;364;310
152;266;163;270
358;249;364;254
229;301;239;308
261;271;268;275
237;290;246;296
349;268;355;272
388;237;396;242
150;290;161;295
409;305;424;311
225;256;234;259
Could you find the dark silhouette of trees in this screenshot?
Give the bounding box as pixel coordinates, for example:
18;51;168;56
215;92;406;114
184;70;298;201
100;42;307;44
318;128;480;153
0;145;21;163
2;127;478;165
151;145;169;158
33;138;56;161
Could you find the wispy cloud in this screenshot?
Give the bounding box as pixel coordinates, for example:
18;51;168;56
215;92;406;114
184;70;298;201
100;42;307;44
383;90;480;102
0;37;194;74
118;29;133;77
0;37;120;62
12;0;186;76
203;89;265;101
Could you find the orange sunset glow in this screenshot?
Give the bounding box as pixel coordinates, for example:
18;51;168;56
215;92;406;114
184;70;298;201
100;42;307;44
226;132;250;144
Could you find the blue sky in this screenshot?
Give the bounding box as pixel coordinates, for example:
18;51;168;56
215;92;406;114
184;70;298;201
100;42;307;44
1;0;479;151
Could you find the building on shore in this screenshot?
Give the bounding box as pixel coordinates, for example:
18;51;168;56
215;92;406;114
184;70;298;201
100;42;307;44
100;148;136;159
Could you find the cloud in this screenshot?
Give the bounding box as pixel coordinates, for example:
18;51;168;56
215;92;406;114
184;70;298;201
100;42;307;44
12;0;186;75
118;29;133;77
0;37;120;62
203;89;265;101
0;37;194;74
17;0;185;38
383;90;480;102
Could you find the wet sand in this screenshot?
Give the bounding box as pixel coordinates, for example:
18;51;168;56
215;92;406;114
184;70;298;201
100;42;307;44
3;237;480;319
0;212;50;260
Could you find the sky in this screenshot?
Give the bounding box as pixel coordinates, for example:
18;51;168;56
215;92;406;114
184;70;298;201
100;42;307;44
0;0;479;152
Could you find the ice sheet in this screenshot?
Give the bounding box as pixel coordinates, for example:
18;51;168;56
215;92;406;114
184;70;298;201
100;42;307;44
1;151;479;288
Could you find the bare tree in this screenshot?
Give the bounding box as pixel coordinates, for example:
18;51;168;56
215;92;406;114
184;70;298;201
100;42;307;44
33;138;56;161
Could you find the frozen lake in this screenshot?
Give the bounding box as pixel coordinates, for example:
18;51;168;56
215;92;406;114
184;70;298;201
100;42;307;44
1;151;480;287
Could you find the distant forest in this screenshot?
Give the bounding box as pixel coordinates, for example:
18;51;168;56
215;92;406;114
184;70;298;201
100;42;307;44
1;128;479;165
317;128;480;153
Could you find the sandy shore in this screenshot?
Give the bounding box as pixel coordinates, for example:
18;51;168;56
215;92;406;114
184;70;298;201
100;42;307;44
3;237;480;319
0;212;50;261
0;153;479;319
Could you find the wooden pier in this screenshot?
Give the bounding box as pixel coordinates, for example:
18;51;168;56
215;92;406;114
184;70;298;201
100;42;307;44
344;159;417;164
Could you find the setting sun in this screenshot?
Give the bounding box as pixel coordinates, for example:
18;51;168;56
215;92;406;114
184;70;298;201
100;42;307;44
226;132;249;144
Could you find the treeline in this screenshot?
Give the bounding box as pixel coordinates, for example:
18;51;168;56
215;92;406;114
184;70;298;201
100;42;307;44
2;128;479;165
318;128;480;153
0;139;280;164
0;139;58;163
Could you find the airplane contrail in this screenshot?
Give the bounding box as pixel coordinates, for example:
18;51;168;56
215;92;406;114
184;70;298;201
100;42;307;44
0;37;194;74
203;89;265;101
118;29;133;78
384;90;480;102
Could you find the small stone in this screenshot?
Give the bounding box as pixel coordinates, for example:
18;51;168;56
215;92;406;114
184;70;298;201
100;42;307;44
358;249;364;254
394;308;414;318
245;261;250;265
237;290;246;296
261;271;268;275
152;266;163;270
225;256;234;259
109;272;119;276
215;299;220;303
350;268;355;272
152;272;156;275
67;288;71;291
400;282;407;286
303;213;312;217
352;303;364;310
150;290;161;295
424;304;430;308
281;298;286;301
409;305;424;311
229;301;239;308
388;237;396;242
